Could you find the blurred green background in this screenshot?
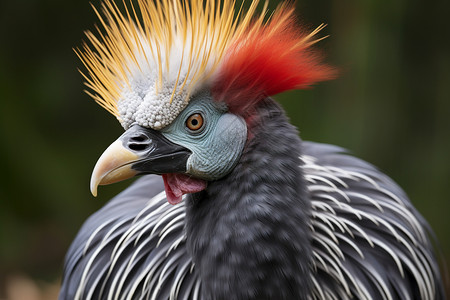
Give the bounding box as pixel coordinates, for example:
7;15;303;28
0;0;449;298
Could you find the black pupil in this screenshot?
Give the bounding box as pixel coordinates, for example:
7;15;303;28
191;119;198;126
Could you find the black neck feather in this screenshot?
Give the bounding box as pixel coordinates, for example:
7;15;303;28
185;98;312;300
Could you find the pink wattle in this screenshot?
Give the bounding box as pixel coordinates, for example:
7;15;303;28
162;174;207;205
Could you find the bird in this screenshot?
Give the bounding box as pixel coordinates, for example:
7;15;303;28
60;0;445;299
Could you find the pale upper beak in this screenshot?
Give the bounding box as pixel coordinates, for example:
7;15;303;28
90;140;139;196
90;124;191;196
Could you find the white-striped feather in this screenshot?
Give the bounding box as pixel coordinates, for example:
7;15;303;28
73;151;438;299
302;153;438;300
72;190;200;300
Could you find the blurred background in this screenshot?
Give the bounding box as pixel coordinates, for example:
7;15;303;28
0;0;449;298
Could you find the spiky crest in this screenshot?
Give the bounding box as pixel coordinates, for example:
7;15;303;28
212;8;336;115
77;0;334;127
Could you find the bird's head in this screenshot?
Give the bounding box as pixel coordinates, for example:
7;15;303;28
84;0;335;204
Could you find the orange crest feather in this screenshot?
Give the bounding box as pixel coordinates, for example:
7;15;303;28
212;4;336;114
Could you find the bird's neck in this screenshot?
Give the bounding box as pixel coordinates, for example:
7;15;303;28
185;98;313;300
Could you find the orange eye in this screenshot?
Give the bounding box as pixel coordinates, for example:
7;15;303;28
186;113;204;131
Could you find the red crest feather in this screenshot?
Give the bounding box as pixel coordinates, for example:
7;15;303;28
212;5;336;115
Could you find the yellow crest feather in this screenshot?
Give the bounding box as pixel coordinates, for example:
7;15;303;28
77;0;268;117
77;0;330;128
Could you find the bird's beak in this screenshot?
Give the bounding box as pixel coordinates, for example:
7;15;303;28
90;124;191;196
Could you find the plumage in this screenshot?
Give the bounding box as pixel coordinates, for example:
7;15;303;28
61;0;445;299
60;99;444;299
76;0;334;129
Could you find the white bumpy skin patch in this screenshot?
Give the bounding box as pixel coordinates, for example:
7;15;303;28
118;80;190;130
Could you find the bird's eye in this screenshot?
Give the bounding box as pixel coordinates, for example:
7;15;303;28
186;113;204;132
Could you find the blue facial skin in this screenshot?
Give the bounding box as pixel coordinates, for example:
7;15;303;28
160;91;247;180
